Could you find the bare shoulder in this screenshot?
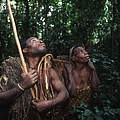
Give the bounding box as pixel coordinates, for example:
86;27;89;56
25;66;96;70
64;63;72;72
49;68;56;74
49;68;65;90
49;68;58;79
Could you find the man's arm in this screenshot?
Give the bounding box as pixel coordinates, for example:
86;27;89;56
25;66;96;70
0;69;38;106
32;68;69;112
0;86;23;106
88;61;100;88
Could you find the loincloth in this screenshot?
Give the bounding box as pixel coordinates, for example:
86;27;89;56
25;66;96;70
68;86;91;107
47;86;92;120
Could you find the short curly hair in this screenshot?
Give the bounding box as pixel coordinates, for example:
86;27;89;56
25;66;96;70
21;37;38;49
69;46;78;61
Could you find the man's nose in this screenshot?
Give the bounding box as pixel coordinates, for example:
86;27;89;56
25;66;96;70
40;40;43;43
84;51;88;54
84;51;88;56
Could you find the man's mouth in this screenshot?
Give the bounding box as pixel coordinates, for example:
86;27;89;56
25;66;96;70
42;45;46;49
39;44;46;48
86;56;89;59
85;55;89;59
42;44;46;47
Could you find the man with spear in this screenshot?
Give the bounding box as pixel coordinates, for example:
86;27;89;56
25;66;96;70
4;0;69;120
21;37;69;120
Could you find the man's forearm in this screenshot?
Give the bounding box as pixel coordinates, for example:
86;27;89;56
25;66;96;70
42;89;69;111
0;85;23;106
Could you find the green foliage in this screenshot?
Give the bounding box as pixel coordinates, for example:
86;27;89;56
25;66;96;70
91;49;120;119
0;0;120;119
0;0;109;58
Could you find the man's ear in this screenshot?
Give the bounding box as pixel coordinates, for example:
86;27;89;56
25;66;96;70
23;48;29;53
71;55;76;61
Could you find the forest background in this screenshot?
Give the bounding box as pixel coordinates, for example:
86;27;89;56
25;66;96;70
0;0;120;120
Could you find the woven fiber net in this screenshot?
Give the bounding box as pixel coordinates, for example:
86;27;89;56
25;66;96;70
0;57;39;120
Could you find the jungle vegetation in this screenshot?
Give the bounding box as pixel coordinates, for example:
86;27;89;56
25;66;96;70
0;0;120;120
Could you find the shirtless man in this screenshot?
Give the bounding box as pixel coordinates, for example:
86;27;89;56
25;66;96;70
22;37;69;119
64;46;99;92
62;46;100;119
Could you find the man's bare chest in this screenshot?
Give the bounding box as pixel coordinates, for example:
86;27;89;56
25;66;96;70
72;68;90;83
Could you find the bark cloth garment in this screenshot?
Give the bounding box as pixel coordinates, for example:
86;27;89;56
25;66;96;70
0;57;34;120
0;55;58;120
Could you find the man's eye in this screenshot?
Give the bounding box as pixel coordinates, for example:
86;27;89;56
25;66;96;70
33;40;36;42
39;40;43;42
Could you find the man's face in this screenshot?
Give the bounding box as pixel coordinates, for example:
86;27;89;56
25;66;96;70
26;38;46;55
72;47;89;63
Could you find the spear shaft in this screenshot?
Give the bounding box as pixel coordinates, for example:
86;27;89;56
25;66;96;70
6;0;35;99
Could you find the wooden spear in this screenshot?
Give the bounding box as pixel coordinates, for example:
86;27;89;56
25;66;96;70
6;0;35;99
